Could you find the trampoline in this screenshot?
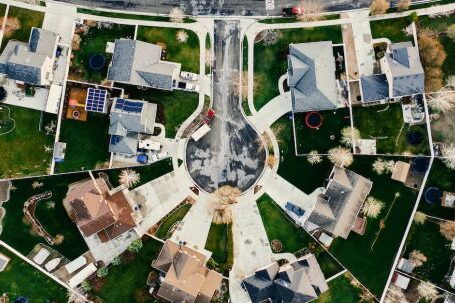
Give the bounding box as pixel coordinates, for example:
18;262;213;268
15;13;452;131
411;157;430;174
305;111;322;129
424;187;443;204
407;130;423;146
88;53;106;71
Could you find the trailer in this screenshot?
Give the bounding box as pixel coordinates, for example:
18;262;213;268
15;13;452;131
191;124;211;142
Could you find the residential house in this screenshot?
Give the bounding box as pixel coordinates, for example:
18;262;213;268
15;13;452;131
152;240;223;303
108;98;157;156
306;166;373;239
360;42;424;103
0;28;59;86
242;254;329;303
287;41;338;113
107;39;181;91
65;175;138;243
0;252;10;272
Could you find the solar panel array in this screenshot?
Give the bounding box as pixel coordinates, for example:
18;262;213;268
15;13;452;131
114;98;144;113
85;88;108;113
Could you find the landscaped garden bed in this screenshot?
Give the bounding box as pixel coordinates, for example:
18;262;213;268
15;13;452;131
155;202;192;239
205;223;233;275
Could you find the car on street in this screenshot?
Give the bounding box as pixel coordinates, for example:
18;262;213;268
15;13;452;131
282;6;302;17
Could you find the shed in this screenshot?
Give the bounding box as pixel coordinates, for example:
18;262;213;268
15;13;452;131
443;192;455;208
318;233;334;248
393;273;410;290
65;255;87;274
391;161;411;183
33;248;50;265
397;258;415;273
67;263;97;288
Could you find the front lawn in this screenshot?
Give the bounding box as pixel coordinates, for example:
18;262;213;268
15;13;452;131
0;245;68;302
91;236;163;303
352;103;430;155
0;105;54;179
254;26;342;111
70;22;135;83
115;84;199;138
294;108;352;154
403;219;453;288
137;26;200;73
205;223;233;274
1;6;44;51
314;273;363;303
56;112;110;173
256;194;343;278
1;173;89;259
370;17;412;43
329;156;419;296
155;203;192;239
273;115;334;194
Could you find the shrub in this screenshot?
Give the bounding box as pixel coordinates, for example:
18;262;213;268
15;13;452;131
127;238;144;253
370;0;390;15
96;267;109;278
408;11;419;23
446;24;455;40
397;0;411;11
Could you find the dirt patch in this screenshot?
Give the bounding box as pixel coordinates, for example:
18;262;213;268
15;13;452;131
0;17;21;38
431;110;455;143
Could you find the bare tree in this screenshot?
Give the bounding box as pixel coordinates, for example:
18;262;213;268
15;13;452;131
419;31;447;92
340;127;360;147
417;282;438;300
307;151;322;165
372;158;395;175
413;211;427;224
328;147;353;167
397;0;411;11
409;250;427;267
442;144;455;170
31;181;44;189
210;186;241;224
119;169;141;189
176;30;188;43
384;285;409;303
261;29;282;46
440;220;455;240
370;0;390;15
296;0;326;21
427;89;455;112
170;7;185;23
363;197;384;218
446;24;455;40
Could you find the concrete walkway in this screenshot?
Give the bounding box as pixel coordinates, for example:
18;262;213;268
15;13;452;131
248;92;291;133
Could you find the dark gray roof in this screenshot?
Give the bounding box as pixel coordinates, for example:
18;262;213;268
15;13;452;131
360;74;389;102
107;39;180;91
287;42;338;113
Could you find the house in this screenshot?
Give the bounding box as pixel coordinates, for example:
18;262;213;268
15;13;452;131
0;28;59;86
152;240;223;303
307;166;373;239
242;254;329;303
287;41;338;113
108;98;157;156
397;258;415;274
0;252;10;272
393;273;410;290
65;175;137;243
107;39;181;91
360;42;424;103
442;192;455;208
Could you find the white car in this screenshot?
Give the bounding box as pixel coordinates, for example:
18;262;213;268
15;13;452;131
180;71;198;81
185;83;200;92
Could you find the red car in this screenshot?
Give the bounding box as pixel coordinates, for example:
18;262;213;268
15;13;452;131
203;109;216;124
282;6;302;17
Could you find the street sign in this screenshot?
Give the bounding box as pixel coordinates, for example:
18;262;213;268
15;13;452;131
265;0;275;10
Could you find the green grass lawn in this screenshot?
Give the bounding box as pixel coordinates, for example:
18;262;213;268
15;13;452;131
254;26;342;111
418;159;455;220
1;173;89;259
352;103;430;155
92;236;163;303
273;115;334;194
0;245;68;302
370;17;412;43
205;223;233;274
1;6;44;51
313;273;363;303
101;158;173;189
294;108;352;154
256;194;343;278
155;203;192;239
70;22;135;83
329;155;419;296
115;84;199;138
56;113;110;173
0;4;6;19
403;219;453;288
137;26;200;73
0;105;54;179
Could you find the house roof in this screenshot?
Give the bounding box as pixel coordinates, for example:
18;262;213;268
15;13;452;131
152;240;222;303
109;98;157;134
287;42;338;113
308;166;373;239
107;39;181;90
243;254;328;303
29;27;59;57
385;42;424;97
108;133;139;155
360;74;389;102
66;177;136;241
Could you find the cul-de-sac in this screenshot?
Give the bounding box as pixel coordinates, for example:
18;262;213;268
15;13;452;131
0;0;455;302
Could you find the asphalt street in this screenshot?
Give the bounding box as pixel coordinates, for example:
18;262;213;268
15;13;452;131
185;20;266;193
56;0;371;15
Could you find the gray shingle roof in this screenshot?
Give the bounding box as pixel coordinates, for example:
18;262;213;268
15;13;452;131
107;39;181;91
360;74;389;102
288;42;338;113
108;133;138;155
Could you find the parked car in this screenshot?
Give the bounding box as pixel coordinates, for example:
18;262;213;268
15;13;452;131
282;6;302;17
180;71;198;81
178;82;200;92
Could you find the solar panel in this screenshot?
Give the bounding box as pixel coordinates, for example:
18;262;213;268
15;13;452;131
85;88;108;113
110;135;121;145
114;99;144;114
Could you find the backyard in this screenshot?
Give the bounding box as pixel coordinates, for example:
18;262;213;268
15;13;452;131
256;194;343;278
0;6;44;51
313;273;363;303
1;172;89;259
370;17;412;43
294;108;352;154
155;202;192;239
352;103;430;155
0;245;68;302
70;21;135;83
116;84;199;138
137;26;200;73
329;156;420;296
205;223;233;275
253;25;342;111
56;112;110;173
91;236;163;303
0;105;54;179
